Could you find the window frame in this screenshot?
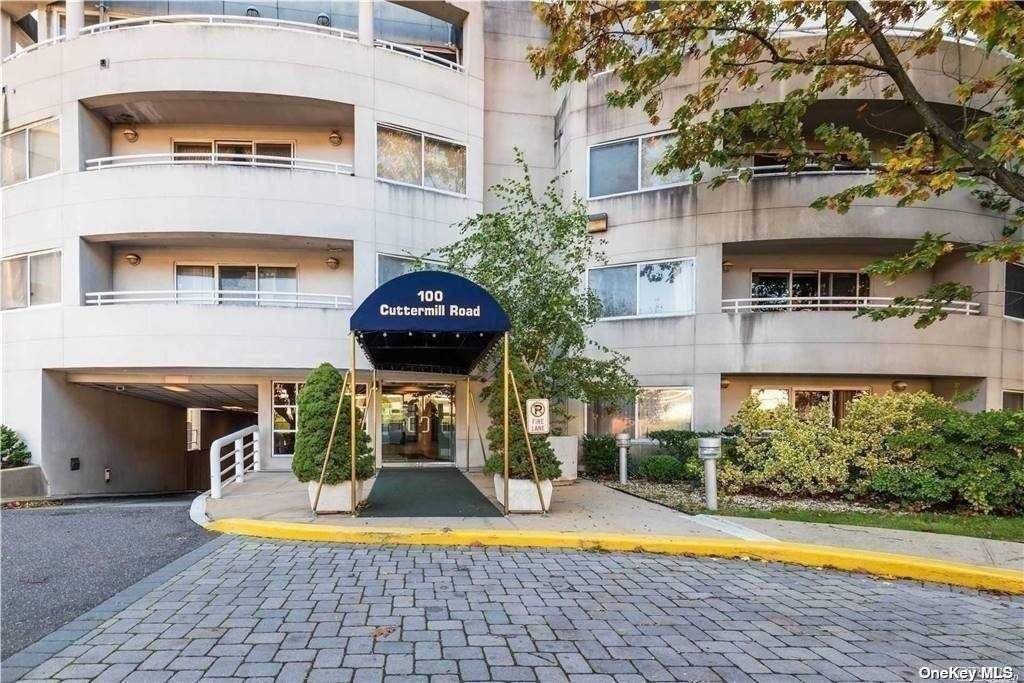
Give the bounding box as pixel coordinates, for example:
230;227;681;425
1;117;62;187
584;385;695;442
588;257;696;321
587;130;692;199
375;252;443;286
752;385;872;423
0;248;62;311
749;269;870;308
171;138;296;165
1005;262;1023;322
271;380;303;458
173;261;299;306
374;123;468;198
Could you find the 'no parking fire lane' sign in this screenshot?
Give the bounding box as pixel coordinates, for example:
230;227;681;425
526;398;550;435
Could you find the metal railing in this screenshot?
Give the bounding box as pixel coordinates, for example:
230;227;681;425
86;290;354;309
729;163;880;179
721;296;980;315
1;35;66;63
210;424;258;500
78;13;359;41
85;152;354;175
374;37;465;72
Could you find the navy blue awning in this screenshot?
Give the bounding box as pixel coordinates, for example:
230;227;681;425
350;271;510;375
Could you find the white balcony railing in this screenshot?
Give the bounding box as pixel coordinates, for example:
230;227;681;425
85;153;354;175
210;424;259;500
728;163;880;180
78;13;359;41
86;290;353;309
722;296;980;315
373;37;465;73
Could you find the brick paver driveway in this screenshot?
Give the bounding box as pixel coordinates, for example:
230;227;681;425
5;537;1022;682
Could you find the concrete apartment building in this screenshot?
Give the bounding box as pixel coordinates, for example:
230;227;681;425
1;1;1021;498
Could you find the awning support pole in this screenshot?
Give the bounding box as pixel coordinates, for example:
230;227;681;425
509;369;547;514
313;369;351;513
502;332;509;515
349;332;358;516
467;378;487;471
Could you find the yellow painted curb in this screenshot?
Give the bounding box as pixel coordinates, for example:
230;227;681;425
206;518;1024;595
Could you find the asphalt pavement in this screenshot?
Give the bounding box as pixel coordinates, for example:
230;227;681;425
0;496;214;659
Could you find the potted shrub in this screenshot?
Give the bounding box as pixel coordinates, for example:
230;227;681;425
291;363;376;513
482;378;562;512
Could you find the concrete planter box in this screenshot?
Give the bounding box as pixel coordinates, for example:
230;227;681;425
306;476;375;513
0;465;46;501
549;436;578;484
493;474;553;513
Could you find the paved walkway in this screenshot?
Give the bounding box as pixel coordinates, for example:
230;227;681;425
205;472;1024;570
3;538;1021;682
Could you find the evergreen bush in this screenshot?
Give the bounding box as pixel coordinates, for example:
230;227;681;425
1;425;31;469
580;434;617;476
291;363;374;485
637;454;683;482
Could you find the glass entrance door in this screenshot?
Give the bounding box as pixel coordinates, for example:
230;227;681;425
380;383;455;464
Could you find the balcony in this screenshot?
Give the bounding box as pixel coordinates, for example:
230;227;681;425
85;290;353;309
721;296;980;316
85;152;354;176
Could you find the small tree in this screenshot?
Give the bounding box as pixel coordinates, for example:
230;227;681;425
429;152;637;479
291;363;374;485
1;425;31;469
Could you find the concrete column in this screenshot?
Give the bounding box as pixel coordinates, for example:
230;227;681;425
49;8;59;38
460;4;484;79
36;4;50;41
65;0;84;38
352;105;376;180
358;0;373;46
694;243;724;315
1;11;13;58
692;373;723;431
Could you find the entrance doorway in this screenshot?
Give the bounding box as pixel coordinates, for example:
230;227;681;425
379;383;455;464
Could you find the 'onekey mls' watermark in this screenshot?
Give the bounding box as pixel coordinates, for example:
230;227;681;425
919;666;1018;682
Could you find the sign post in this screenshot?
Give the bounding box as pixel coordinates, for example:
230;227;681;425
525;398;550;435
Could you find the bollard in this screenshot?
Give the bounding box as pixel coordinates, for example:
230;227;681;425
697;437;722;511
616;432;630;484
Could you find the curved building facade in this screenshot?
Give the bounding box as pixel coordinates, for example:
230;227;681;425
1;1;1021;496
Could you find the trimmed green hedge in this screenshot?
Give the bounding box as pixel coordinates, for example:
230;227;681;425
580;434;618;476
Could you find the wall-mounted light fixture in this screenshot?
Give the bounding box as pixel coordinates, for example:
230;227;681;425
587;213;608;234
722;259;733;272
891;380;909;392
325;256;340;270
245;6;259;17
122;124;138;143
316;12;331;26
328;130;343;147
720;378;731;389
124;253;141;266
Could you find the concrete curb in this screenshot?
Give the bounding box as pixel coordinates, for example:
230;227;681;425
205;518;1024;595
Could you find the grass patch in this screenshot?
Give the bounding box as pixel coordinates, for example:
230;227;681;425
699;505;1024;543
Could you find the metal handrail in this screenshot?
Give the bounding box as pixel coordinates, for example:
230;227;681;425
85;152;354;175
210;424;259;499
1;35;66;62
78;13;358;41
86;289;354;309
721;296;980;315
373;37;465;73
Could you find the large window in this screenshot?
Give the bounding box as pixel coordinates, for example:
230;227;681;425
2;119;60;186
589;259;695;319
752;386;869;425
589;132;690;198
377;253;441;286
1004;391;1023;412
172;140;293;165
272;382;303;457
588;387;693;440
1006;262;1023;320
376;125;466;195
751;270;870;310
1;250;61;310
174;264;297;306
